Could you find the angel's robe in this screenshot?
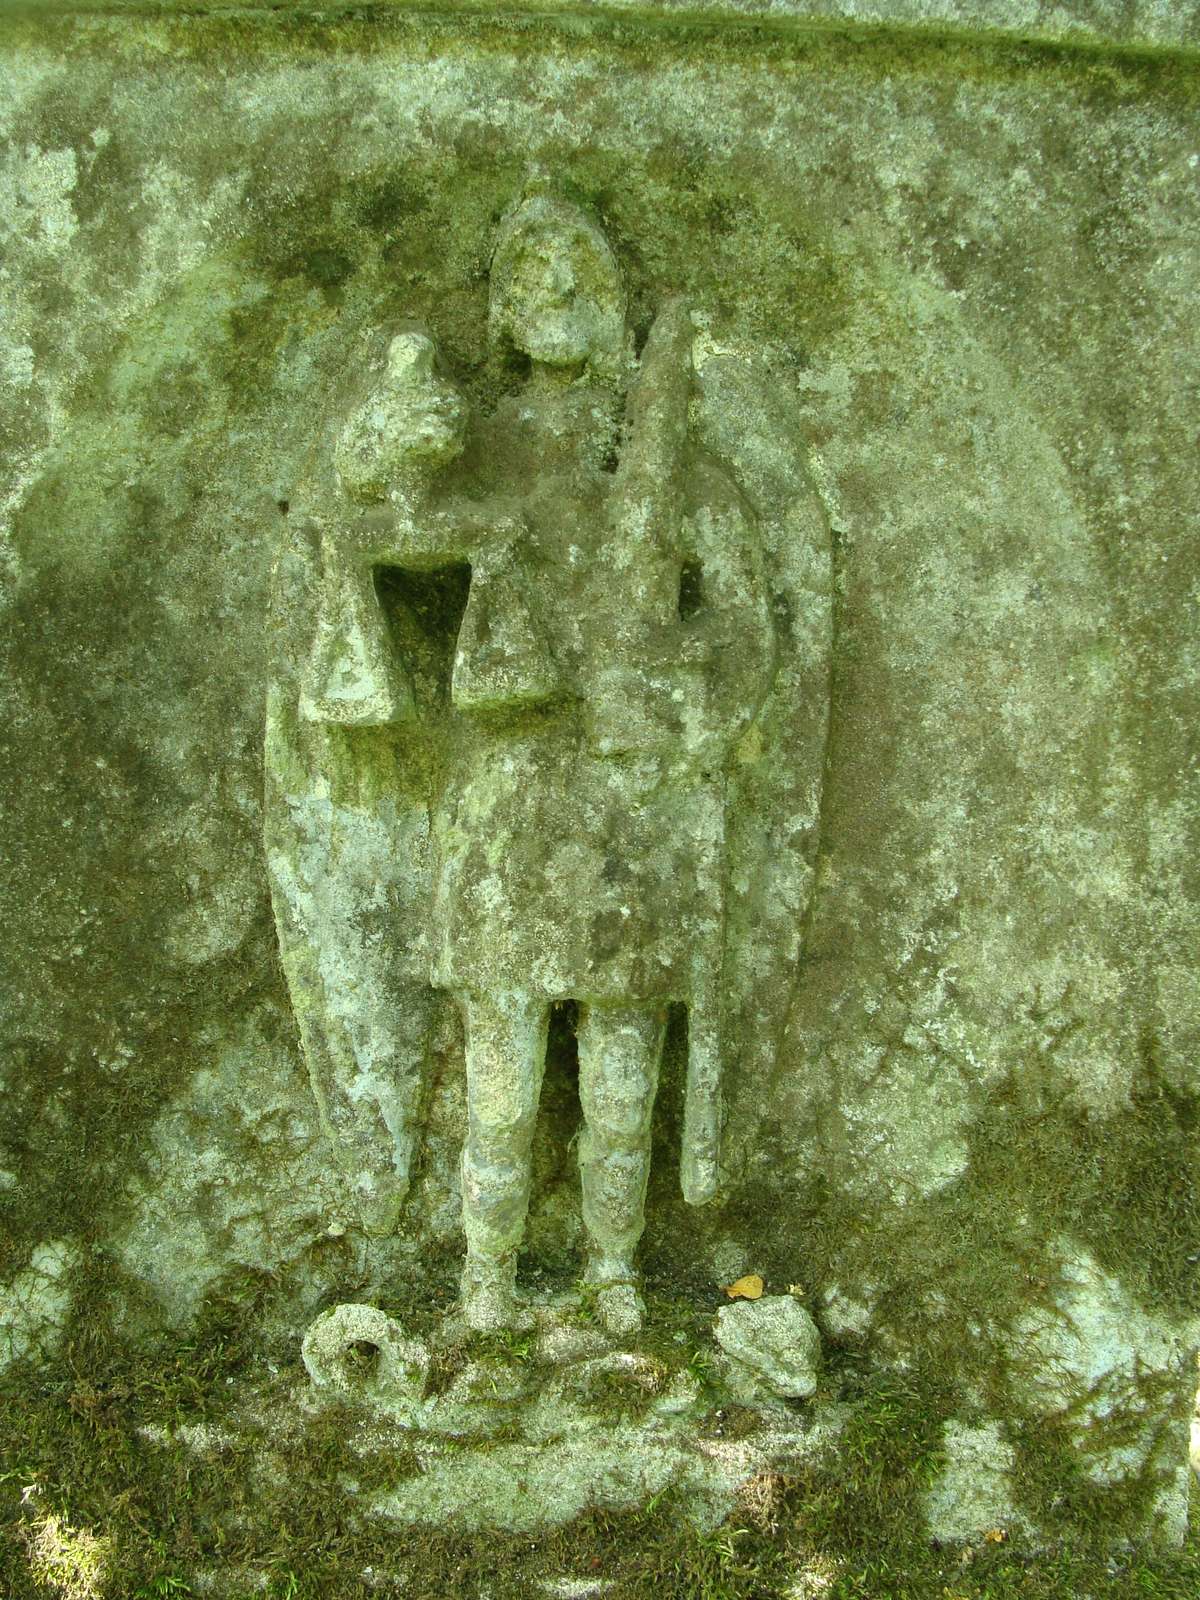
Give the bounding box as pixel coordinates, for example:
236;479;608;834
428;389;773;1006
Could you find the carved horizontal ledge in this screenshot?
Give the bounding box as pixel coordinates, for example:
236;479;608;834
12;0;1200;61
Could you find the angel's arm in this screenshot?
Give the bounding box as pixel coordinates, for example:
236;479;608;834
349;495;523;570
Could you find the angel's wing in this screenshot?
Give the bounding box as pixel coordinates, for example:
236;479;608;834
263;509;439;1236
690;342;835;1185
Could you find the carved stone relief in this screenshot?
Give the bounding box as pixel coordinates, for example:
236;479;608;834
264;188;834;1338
3;2;1197;1572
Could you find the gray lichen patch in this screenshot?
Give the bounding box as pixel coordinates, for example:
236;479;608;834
715;1296;822;1398
1007;1244;1197;1546
924;1420;1035;1546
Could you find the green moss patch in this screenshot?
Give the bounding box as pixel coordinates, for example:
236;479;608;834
1;1295;1195;1598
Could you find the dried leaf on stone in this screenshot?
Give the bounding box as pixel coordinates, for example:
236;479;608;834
724;1273;764;1300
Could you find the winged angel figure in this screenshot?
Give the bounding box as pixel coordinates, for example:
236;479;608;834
264;192;832;1334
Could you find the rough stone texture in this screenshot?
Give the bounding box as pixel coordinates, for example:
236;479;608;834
715;1295;822;1396
0;1238;79;1374
17;1;1200;52
301;1301;430;1399
0;0;1196;1567
1011;1244;1198;1546
924;1420;1035;1544
111;1002;350;1328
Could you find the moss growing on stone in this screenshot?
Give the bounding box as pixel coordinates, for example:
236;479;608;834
0;0;1196;1581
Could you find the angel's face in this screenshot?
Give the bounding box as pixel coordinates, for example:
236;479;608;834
494;221;624;369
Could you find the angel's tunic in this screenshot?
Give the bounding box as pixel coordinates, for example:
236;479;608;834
428;386;771;1005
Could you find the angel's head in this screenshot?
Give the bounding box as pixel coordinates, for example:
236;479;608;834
335;331;466;501
489;193;626;375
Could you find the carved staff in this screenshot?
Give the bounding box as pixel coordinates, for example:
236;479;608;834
609;298;693;628
610;300;726;1205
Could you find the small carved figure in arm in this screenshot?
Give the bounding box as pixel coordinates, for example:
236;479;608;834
300;330;472;726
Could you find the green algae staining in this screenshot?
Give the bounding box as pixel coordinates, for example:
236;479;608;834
265;187;832;1336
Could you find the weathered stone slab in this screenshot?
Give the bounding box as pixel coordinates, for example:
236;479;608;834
0;1;1196;1590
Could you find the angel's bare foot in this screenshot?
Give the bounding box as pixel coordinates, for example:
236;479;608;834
461;1254;534;1333
596;1282;645;1338
586;1258;645;1337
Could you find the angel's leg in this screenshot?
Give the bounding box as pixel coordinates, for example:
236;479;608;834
457;988;549;1330
577;1002;667;1336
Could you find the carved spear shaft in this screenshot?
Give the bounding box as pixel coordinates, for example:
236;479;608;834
611;301;725;1205
610;298;693;627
